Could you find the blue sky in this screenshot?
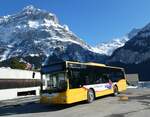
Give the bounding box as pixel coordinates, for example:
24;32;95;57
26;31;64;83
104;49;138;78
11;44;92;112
0;0;150;46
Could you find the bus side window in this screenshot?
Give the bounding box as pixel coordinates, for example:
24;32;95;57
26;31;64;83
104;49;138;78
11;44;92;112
68;70;83;89
85;76;90;85
109;70;124;82
102;74;109;83
94;74;103;84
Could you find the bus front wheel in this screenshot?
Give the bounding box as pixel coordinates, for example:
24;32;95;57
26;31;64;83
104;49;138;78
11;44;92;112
87;89;95;103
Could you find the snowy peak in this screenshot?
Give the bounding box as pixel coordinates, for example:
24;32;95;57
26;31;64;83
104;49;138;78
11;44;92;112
22;5;59;25
0;5;96;62
92;28;141;56
0;5;59;26
22;5;55;18
93;37;129;56
22;5;39;12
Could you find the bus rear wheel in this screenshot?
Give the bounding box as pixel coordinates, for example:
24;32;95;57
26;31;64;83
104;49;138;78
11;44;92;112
87;89;95;103
113;85;119;96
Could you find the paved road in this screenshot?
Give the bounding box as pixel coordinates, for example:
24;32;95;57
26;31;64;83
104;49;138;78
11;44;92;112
0;88;150;117
0;96;39;108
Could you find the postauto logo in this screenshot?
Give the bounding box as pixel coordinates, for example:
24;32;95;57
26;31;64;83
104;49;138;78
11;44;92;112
105;84;112;89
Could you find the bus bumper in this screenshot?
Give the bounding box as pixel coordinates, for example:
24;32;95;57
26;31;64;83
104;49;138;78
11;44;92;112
40;93;67;104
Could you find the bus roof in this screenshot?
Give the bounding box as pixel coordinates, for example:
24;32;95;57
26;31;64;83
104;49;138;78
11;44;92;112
66;61;124;70
41;61;124;74
66;61;105;66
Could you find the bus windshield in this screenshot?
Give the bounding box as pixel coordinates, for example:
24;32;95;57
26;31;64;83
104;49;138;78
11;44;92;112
45;72;67;92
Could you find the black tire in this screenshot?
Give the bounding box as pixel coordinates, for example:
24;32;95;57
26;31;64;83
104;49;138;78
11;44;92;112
87;89;95;103
113;86;119;96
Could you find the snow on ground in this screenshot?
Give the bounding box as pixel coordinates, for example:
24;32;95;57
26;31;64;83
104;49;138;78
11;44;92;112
127;86;138;89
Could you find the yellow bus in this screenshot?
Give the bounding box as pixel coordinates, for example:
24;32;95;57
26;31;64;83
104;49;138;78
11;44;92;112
40;61;127;104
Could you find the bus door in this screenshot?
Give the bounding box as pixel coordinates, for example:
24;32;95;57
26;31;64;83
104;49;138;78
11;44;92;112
67;69;87;103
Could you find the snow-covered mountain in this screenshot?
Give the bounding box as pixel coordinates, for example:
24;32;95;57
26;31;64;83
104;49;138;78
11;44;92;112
0;5;106;67
92;28;141;56
106;24;150;81
108;23;150;64
92;37;129;56
92;28;140;56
